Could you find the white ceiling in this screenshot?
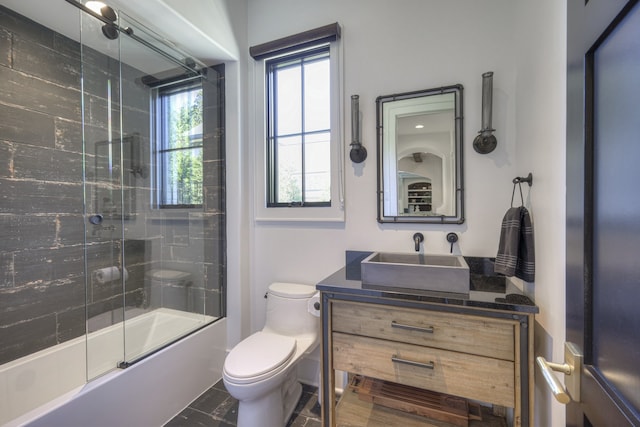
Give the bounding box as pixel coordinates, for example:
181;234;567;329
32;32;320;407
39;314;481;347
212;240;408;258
0;0;239;69
397;111;452;136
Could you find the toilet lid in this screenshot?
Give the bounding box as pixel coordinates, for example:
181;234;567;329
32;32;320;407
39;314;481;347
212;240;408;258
225;332;296;379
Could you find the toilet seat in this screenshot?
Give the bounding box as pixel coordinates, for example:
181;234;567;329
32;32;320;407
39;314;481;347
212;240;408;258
224;332;296;384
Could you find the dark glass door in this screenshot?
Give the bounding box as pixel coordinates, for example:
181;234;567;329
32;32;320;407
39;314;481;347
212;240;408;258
567;0;640;425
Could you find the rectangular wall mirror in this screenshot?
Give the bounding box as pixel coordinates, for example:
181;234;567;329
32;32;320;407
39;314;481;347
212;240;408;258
376;85;464;224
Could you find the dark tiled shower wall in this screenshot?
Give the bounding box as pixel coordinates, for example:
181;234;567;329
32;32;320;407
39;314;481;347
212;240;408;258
0;5;88;366
0;6;226;365
202;67;227;319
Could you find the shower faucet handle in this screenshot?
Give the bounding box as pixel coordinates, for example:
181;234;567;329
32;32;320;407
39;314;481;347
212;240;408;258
89;214;104;225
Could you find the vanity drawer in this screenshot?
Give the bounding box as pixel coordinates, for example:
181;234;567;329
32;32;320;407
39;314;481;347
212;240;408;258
332;300;515;360
332;332;515;407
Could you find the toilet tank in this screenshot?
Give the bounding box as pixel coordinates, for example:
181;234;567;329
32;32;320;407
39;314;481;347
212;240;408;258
264;282;319;337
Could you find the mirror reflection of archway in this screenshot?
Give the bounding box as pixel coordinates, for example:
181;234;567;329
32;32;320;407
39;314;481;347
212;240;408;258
397;152;442;214
395;111;452;216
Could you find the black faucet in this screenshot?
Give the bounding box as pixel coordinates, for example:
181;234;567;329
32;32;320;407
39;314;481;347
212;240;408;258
413;233;424;252
446;232;459;253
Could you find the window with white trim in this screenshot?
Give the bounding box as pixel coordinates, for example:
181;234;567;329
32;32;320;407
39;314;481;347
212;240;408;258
266;46;331;207
251;23;344;221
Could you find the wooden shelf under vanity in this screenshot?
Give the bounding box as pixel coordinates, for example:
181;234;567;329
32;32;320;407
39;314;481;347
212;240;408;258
337;383;508;427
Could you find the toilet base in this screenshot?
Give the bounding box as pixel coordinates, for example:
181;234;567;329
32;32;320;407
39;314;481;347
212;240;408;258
235;376;303;427
236;386;281;427
282;380;302;424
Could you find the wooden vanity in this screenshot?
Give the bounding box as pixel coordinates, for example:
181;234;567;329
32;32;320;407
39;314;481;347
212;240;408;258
317;262;538;427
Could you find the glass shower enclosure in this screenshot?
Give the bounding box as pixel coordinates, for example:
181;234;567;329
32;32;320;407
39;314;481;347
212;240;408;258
0;1;225;422
78;3;225;378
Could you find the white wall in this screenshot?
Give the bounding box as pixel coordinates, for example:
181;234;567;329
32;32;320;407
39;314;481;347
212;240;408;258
223;0;251;348
238;1;567;425
246;0;519;329
513;1;567;426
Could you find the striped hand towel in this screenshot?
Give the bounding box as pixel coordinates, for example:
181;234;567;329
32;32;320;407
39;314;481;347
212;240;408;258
495;206;535;282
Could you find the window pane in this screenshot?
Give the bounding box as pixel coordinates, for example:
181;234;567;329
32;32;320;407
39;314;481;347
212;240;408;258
275;65;301;136
164;147;203;205
276;135;302;203
304;58;330;132
304;132;330;202
164;88;203;149
157;80;203;208
265;46;332;207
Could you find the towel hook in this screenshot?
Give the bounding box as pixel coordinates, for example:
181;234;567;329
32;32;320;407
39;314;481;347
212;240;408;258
511;181;525;207
513;173;533;187
511;173;532;207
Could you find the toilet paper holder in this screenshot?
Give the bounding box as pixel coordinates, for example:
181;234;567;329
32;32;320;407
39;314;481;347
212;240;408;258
308;293;321;317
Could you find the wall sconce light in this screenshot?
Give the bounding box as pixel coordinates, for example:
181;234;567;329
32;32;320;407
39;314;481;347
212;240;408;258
473;71;497;154
349;95;367;163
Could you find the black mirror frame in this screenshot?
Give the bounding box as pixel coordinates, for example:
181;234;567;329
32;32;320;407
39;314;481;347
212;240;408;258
376;84;464;224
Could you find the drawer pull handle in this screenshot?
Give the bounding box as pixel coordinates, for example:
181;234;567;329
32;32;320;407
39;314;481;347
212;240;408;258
391;355;435;370
391;321;434;334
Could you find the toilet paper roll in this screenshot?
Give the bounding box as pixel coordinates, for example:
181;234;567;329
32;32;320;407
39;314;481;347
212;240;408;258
307;293;321;317
94;266;129;284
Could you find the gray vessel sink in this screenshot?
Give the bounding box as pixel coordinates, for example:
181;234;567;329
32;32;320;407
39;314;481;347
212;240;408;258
360;252;470;294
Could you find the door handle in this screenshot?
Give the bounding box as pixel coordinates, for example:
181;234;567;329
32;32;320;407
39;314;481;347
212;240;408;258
536;342;582;404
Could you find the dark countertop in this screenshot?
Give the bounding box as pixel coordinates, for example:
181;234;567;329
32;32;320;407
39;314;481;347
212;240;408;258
315;253;539;314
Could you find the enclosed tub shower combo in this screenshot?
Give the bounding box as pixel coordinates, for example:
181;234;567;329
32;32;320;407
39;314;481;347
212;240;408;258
0;2;226;425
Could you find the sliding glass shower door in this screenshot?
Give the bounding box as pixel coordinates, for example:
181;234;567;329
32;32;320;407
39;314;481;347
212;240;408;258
80;6;225;380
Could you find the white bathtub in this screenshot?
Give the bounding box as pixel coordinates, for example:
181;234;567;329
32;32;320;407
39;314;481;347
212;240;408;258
1;308;226;427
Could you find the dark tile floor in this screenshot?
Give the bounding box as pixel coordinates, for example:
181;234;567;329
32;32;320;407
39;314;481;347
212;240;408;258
164;380;322;427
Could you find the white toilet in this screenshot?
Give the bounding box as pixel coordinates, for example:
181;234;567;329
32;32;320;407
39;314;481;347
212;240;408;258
223;282;321;427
